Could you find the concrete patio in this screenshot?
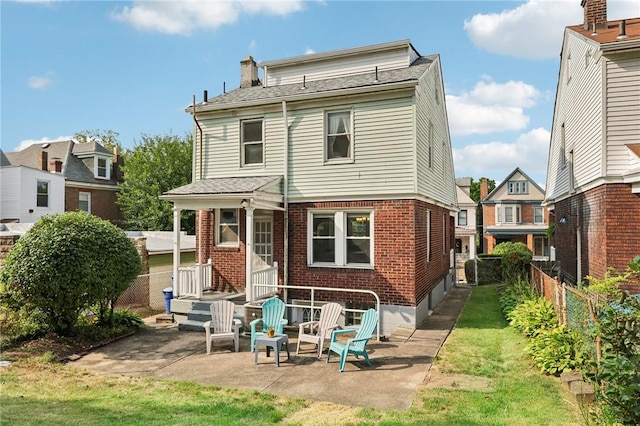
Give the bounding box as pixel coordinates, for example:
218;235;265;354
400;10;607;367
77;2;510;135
68;284;472;411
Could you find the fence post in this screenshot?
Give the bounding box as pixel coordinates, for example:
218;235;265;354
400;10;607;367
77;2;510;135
561;282;567;325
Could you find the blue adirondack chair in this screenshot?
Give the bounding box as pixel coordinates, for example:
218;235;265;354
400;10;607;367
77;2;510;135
249;297;288;352
327;308;378;372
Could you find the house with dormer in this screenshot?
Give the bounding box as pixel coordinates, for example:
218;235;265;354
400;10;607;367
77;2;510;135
161;40;458;334
481;168;549;260
1;140;123;225
544;0;640;292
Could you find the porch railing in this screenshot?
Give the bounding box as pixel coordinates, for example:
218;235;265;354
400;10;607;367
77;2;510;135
177;259;212;298
251;262;278;300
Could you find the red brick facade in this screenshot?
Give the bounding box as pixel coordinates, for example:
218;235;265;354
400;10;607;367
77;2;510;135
555;183;640;293
65;186;123;225
195;199;453;307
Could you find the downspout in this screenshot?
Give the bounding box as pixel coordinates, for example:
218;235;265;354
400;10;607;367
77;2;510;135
193;95;205;264
282;100;289;303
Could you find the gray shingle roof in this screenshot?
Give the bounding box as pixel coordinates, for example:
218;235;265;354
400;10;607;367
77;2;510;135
191;56;435;111
164;176;282;196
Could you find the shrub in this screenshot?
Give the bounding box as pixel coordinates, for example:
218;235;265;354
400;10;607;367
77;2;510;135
498;277;540;318
464;259;476;284
507;297;556;338
493;242;532;281
525;325;586;376
0;212;141;336
476;256;502;284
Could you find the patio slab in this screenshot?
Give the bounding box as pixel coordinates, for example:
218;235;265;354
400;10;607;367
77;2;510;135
68;284;472;411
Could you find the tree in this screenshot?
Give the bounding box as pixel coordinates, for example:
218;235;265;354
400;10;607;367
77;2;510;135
0;212;141;336
469;177;496;203
74;129;123;154
117;133;194;233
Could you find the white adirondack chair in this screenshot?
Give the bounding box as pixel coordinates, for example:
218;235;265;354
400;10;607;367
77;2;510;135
203;300;241;354
296;302;342;358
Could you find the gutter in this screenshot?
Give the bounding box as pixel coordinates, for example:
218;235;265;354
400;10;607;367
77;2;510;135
282;100;289;303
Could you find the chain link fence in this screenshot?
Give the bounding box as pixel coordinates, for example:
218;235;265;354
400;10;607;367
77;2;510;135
116;271;173;312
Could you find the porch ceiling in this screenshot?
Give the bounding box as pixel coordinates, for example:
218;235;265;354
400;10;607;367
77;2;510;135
161;175;284;211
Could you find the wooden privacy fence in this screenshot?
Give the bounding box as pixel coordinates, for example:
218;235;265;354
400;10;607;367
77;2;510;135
530;264;604;361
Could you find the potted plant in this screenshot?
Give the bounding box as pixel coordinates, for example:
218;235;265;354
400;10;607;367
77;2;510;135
266;326;276;338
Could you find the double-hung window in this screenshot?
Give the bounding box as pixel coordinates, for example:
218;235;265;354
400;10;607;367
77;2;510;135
326;111;352;161
94;157;110;180
458;210;467;226
241;119;264;166
79;192;91;213
508;181;528;195
534;207;544;224
36;180;49;207
309;210;372;267
217;208;239;246
496;204;520;224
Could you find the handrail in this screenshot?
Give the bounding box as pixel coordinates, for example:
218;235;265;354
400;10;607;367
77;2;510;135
252;283;381;342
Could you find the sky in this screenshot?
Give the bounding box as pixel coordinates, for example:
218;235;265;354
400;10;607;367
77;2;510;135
2;0;639;187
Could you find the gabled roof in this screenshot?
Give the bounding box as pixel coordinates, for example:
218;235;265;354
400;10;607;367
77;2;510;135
189;56;435;113
482;167;545;203
567;17;640;51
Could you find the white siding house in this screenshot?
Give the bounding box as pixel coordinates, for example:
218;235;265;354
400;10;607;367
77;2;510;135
0;165;65;223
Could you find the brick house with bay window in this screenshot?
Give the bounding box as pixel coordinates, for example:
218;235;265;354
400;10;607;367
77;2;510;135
162;40;458;334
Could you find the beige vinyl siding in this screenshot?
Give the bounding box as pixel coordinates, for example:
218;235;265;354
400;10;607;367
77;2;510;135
266;49;410;87
546;32;603;200
606;52;640;176
287;96;416;198
197;111;285;179
487;171;545;202
415;57;456;206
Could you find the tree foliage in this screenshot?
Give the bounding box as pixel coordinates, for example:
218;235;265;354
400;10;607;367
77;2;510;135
74;129;123;154
469;177;496;203
0;212;141;336
117;133;194;233
493;241;532;281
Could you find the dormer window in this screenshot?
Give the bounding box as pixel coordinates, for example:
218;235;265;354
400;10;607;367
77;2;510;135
95;156;110;180
508;181;528;195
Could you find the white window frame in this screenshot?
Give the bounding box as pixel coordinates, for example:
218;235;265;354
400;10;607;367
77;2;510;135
508;181;528;195
36;180;49;208
240;118;264;167
307;210;373;269
458;209;467;226
324;110;354;163
94;156;110;180
534;207;544;224
79;191;91;213
442;214;446;254
216;208;239;247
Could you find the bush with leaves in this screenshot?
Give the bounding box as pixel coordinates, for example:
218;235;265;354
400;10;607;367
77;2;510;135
507;297;556;338
585;293;640;425
493;241;532;281
0;212;141;336
526;325;586;376
498;277;540;318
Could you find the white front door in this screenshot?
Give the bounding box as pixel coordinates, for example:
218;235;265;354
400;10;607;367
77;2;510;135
253;215;273;270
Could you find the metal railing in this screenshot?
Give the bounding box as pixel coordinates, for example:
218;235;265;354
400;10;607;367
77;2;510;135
177;259;212;298
251;262;278;300
253;283;381;342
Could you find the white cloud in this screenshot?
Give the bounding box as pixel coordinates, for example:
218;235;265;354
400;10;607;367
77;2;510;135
446;78;541;136
453;127;550;183
304;47;315;55
27;74;56;89
14;135;72;152
464;0;640;60
112;0;305;35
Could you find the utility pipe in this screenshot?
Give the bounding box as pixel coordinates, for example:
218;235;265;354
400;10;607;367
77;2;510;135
282;100;289;303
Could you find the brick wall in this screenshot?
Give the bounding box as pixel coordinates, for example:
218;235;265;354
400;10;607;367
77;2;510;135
0;235;19;268
555;183;640;293
65;187;123;226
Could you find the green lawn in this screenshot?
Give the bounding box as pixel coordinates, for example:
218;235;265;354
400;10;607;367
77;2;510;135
0;284;584;425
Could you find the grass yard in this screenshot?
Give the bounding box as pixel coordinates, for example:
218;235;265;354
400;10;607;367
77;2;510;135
0;284;584;425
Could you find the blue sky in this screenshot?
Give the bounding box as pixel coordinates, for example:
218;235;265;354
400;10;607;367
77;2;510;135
2;0;638;186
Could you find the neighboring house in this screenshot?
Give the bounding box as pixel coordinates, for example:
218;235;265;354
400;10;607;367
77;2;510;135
1;150;65;223
454;178;477;281
1;140;123;225
544;0;640;292
162;40;458;334
481;168;549;260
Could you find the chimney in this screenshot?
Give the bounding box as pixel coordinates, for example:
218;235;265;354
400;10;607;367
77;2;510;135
240;56;259;88
582;0;607;31
618;20;628;39
480;178;489;201
49;158;62;173
38;150;48;171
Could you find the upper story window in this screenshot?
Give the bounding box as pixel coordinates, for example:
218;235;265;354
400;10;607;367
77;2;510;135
426;210;432;262
508;181;528;195
217;208;239;246
534;207;544;224
36;180;49;207
325;110;352;162
458;210;467;226
95;157;110;180
496;204;521;224
79;192;91;213
241;119;264;166
309;210;372;268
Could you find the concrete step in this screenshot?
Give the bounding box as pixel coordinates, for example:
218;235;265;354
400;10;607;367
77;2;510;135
178;319;207;332
186;309;212;323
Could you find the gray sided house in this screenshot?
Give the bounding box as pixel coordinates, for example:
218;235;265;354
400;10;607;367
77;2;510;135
162;40;458;334
544;0;640;293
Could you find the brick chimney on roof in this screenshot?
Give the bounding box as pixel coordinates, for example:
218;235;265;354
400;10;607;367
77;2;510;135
240;56;259;89
480;178;489;201
49;158;62;173
38;150;48;171
582;0;607;31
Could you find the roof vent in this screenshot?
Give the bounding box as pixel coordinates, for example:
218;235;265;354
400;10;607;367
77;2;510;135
41;143;50;149
617;20;628;39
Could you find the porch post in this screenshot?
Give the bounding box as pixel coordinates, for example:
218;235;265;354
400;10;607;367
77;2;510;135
173;207;181;297
245;206;255;301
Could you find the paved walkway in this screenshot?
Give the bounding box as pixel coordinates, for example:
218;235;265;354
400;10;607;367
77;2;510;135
69;284;472;411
